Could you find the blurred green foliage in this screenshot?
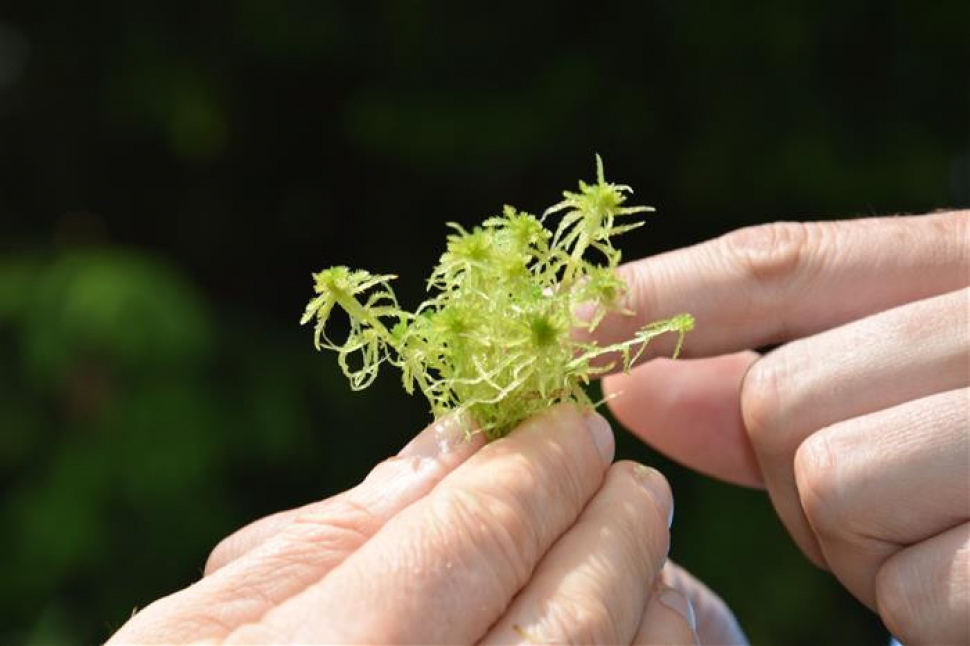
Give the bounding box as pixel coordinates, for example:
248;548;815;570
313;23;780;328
1;0;966;643
0;250;415;643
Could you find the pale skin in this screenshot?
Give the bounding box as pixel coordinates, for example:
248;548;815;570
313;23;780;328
109;210;966;645
108;404;743;644
599;210;969;645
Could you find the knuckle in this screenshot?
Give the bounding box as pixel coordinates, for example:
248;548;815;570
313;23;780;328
720;221;817;285
875;557;921;643
926;210;970;265
793;433;844;540
541;593;622;645
616;261;661;316
433;484;539;589
275;497;377;561
740;356;786;456
306;496;380;537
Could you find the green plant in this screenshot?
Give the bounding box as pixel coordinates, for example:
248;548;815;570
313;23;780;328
301;157;694;439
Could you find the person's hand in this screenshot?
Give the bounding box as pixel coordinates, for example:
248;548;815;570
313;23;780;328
593;211;968;645
108;404;742;644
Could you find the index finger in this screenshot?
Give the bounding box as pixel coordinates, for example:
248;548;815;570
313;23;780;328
226;404;615;644
592;211;968;359
109;414;486;644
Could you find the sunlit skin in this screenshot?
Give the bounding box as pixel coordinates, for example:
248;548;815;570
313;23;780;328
108;405;740;644
108;211;965;645
110;160;736;645
601;211;969;645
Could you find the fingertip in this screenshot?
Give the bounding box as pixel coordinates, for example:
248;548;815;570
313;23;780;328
503;403;614;472
630;463;674;529
602;370;642;430
584;411;615;464
398;412;485;460
606;354;766;489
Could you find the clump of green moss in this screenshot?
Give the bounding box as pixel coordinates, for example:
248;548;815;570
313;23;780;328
301;156;693;439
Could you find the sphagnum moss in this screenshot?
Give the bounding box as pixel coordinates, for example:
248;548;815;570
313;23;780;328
301;156;694;439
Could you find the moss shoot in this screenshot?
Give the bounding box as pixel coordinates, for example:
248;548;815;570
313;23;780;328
301;157;694;439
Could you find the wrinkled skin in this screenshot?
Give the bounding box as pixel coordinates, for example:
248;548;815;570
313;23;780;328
602;211;969;645
109;210;966;645
109;405;744;645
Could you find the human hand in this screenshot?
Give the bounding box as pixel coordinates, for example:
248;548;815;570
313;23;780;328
108;405;738;644
594;211;969;644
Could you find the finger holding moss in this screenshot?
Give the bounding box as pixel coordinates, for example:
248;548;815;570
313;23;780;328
301;156;693;438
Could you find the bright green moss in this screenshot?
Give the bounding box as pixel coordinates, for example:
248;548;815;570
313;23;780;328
301;156;694;439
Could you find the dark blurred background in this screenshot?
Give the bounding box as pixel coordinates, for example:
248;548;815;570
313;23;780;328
1;1;967;643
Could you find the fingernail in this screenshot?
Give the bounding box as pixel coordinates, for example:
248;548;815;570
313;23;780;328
398;414;469;458
659;586;696;632
634;464;674;528
584;412;614;464
573;301;599;327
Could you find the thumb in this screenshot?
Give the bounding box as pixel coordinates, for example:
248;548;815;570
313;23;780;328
604;350;764;488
